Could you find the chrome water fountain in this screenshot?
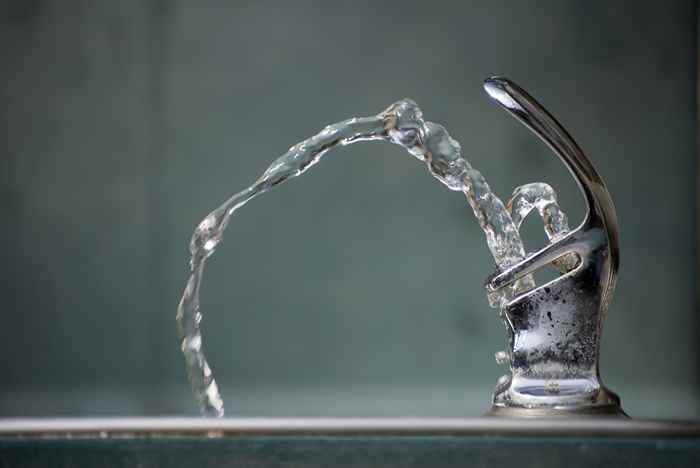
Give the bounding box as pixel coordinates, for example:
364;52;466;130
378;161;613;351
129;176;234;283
177;77;623;417
483;78;622;417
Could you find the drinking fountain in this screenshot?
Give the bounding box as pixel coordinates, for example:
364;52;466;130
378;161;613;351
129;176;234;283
482;77;623;417
175;76;624;419
1;77;698;467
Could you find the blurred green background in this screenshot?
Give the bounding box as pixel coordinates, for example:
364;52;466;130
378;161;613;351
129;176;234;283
0;0;697;418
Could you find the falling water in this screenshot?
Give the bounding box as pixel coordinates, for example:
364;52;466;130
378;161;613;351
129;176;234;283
176;99;571;416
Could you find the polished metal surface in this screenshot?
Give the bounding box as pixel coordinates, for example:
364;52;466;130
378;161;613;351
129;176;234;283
1;417;699;439
3;418;699;468
483;77;622;416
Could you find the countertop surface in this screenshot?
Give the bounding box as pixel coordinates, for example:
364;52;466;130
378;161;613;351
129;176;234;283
2;418;700;467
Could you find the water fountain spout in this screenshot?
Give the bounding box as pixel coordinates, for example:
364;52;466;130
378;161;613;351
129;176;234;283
484;77;623;416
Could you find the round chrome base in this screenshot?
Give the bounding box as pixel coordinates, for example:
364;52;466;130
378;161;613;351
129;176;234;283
486;403;627;418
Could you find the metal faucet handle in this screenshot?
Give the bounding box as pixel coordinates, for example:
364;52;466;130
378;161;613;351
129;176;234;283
483;77;624;417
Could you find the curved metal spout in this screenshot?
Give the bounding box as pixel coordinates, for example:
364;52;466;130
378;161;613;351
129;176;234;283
483;77;624;417
484;77;619;302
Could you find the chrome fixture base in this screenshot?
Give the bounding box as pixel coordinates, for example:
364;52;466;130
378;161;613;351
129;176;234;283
487;388;626;418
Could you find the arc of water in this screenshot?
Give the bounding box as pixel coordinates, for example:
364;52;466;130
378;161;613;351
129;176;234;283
507;183;577;272
177;98;570;416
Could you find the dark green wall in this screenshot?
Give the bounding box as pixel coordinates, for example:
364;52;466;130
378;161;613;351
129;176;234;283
0;0;697;418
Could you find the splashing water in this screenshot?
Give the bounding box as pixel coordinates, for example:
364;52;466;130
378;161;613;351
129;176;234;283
176;99;572;416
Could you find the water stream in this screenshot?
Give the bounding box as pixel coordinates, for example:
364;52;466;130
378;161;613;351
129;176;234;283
176;99;571;416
